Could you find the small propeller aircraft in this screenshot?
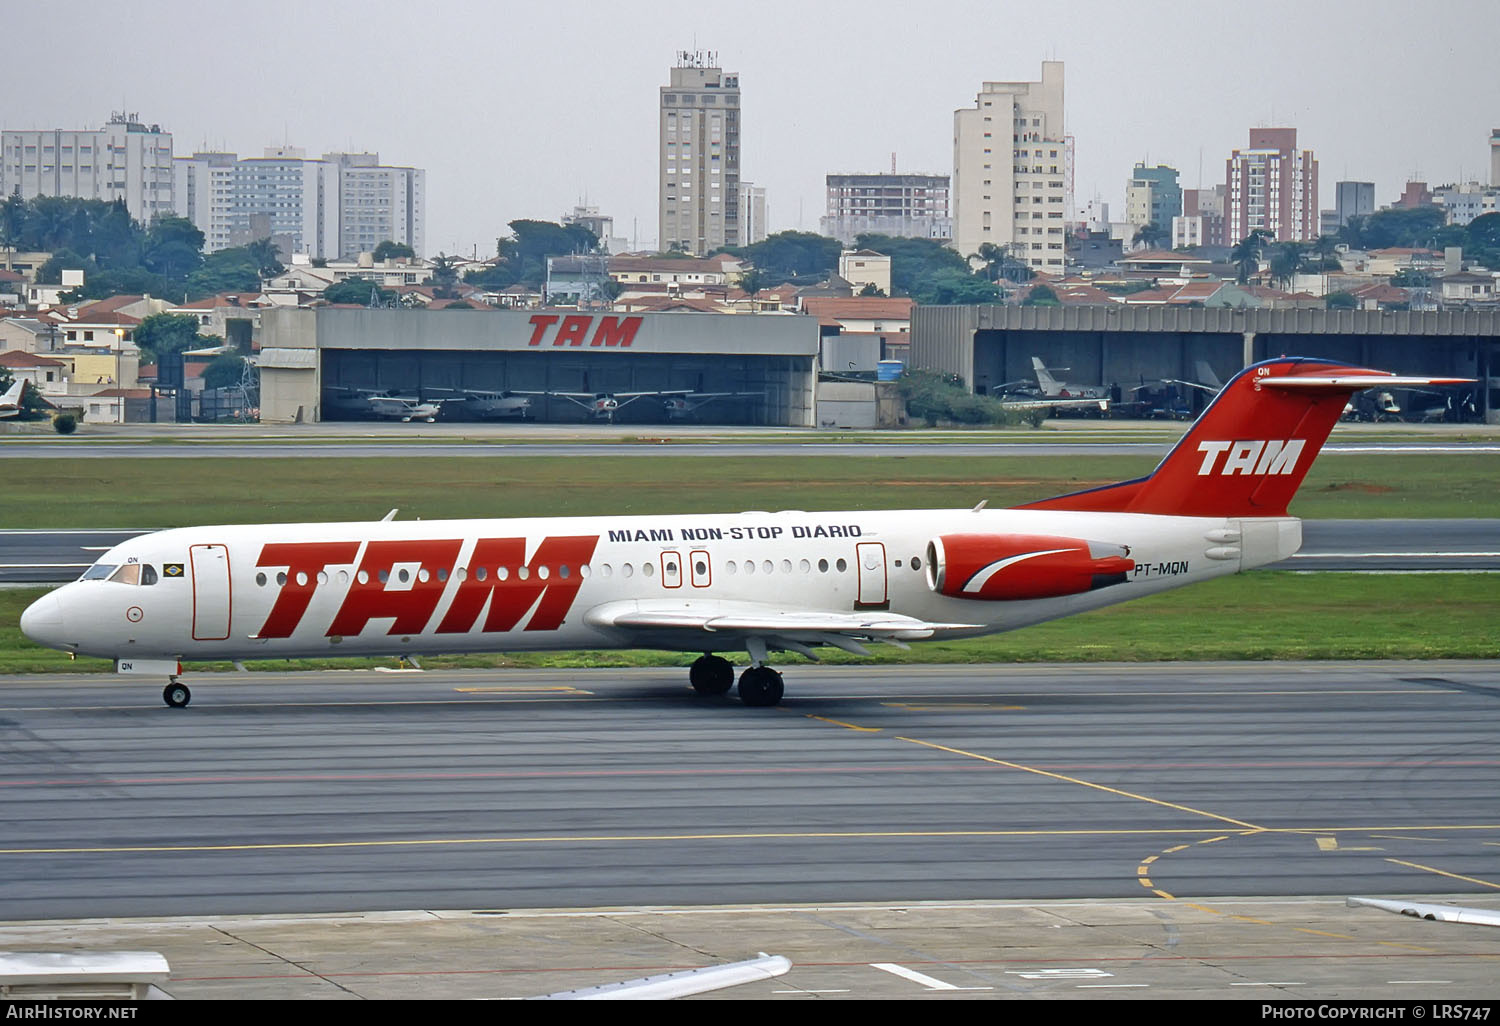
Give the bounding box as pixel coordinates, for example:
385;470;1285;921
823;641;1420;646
323;387;441;423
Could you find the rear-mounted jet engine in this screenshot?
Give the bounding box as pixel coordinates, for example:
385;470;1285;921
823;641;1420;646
926;534;1135;600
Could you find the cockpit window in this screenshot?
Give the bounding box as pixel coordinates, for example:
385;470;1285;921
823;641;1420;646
108;564;142;586
140;565;158;586
81;563;117;581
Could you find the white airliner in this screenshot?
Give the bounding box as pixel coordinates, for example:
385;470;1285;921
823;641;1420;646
0;377;26;418
20;358;1466;709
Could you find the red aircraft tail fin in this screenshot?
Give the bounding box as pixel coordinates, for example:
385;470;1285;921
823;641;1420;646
1021;358;1471;518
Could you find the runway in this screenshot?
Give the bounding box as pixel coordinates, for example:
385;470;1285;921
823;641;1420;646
3;439;1499;459
1;660;1496;998
3;520;1495;583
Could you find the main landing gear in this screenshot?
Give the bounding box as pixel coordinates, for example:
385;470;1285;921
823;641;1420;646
737;666;784;708
688;654;784;707
163;678;191;708
688;654;734;695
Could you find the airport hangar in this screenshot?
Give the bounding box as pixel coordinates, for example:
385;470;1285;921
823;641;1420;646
912;304;1500;421
256;308;821;426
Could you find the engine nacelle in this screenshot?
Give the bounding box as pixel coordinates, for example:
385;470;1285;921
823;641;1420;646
926;534;1135;601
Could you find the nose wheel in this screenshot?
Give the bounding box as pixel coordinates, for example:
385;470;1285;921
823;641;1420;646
163;679;191;708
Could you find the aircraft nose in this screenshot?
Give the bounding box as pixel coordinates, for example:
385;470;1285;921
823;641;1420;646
20;591;68;649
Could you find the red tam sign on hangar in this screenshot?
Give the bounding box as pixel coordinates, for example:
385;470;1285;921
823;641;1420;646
526;314;642;348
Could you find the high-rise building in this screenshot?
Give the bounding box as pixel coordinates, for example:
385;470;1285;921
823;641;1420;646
952;61;1066;270
172;151;238;252
820;173;951;246
228;146;339;258
173;147;426;258
1125;163;1182;238
1490;129;1499;188
1225;127;1318;244
659;52;741;254
1334;181;1374;228
326;152;425;259
2;112;175;224
739;181;768;245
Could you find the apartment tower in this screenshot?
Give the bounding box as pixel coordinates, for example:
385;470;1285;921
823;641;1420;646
952;61;1066;270
1225;127;1318;244
2;112;175;224
659;52;741;255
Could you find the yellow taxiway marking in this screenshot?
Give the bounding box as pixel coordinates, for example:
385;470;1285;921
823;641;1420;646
1386;858;1500;891
0;826;1282;857
804;715;882;732
1152;889;1175;900
893;736;1266;831
881;703;1026;711
453;686;590;694
1317;836;1339;851
1295;928;1356;940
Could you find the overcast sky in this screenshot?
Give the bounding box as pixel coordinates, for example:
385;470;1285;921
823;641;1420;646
10;0;1497;256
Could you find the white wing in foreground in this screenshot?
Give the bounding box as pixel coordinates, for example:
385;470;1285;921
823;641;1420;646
585;599;979;649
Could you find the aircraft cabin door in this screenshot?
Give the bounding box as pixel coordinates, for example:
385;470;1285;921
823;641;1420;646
854;541;889;610
190;543;232;641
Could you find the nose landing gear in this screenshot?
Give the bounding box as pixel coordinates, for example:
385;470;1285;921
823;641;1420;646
163;678;191;708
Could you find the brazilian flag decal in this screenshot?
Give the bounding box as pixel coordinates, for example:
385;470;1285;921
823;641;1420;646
163;563;185;578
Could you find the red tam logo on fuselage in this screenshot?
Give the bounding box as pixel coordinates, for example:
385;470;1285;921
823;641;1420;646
253;535;599;639
1195;439;1306;476
526;314;642;348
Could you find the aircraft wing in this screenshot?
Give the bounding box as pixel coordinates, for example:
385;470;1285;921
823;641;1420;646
1161;378;1220;394
510;390;597;409
997;396;1109;412
613;389;695;399
585;599;979;644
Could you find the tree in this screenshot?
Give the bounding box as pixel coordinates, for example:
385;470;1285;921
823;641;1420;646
1230;229;1273;284
372;240;415;261
430;253;461;298
723;231;841;282
1;189;27;255
202;354;246;390
738;268;766;298
970;242;1004;280
1132;223;1169;250
495;220;599;288
1269;242;1307;290
244;237;285;278
185;247;262;296
134;313;204;362
1466;212;1500;269
854;233;971;294
1021;283;1061;306
1325;291;1358;310
322;279;392;306
1339;206;1446;250
142;216;205;279
912;267;1002;305
858;282;886;297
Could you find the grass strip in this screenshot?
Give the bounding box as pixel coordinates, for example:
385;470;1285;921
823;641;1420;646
3;452;1498;528
1;572;1493;676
